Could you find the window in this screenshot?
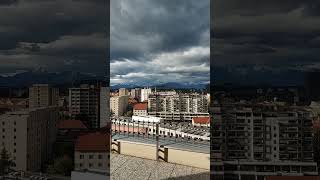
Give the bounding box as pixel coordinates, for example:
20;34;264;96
79;163;83;167
98;163;102;167
98;155;103;159
89;163;92;167
80;155;84;159
2;129;4;132
14;128;16;132
89;155;94;159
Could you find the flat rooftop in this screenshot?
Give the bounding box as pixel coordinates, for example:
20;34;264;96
112;134;209;154
111;153;210;180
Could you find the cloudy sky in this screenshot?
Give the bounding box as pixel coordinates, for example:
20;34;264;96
110;0;210;86
212;0;320;85
0;0;108;77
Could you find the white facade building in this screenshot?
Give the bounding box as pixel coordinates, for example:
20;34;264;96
140;88;152;102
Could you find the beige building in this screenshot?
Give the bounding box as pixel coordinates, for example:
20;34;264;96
29;84;59;108
0;107;59;172
110;96;128;117
119;88;128;96
74;132;110;172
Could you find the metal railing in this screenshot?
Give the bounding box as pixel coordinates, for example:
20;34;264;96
110;116;210;145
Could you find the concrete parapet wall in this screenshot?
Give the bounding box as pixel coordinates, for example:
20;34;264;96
112;139;209;170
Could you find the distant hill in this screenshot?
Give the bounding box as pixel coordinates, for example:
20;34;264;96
0;71;107;88
111;82;208;90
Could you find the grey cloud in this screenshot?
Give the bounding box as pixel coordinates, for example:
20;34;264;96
0;0;108;76
111;0;210;85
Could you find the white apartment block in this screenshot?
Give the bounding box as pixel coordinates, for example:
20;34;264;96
110;96;128;117
69;85;100;128
140;88;152;102
29;84;59;108
211;102;318;179
148;93;209;122
0;107;59;172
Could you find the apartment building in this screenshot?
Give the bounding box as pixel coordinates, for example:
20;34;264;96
69;85;100;128
99;87;110;128
119;88;129;96
211;102;318;179
110;96;129;117
140;87;152;102
130;88;141;100
74;132;110;172
0;107;59;172
29;84;59;108
148;93;209;122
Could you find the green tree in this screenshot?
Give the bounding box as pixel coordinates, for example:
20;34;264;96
52;156;73;176
125;111;133;117
0;147;14;175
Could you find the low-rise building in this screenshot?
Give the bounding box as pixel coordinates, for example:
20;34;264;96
74;132;110;172
133;103;148;116
192;117;210;127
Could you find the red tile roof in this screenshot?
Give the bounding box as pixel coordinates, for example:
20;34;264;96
133;103;148;110
192;117;210;124
58;120;88;129
75;132;110;152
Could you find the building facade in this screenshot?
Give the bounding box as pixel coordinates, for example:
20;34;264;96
74;132;110;172
29;84;59;108
140;88;152;102
99;87;110;128
211;102;318;179
148;93;209;122
133;103;148;116
69;85;100;128
0;107;59;172
110;96;128;117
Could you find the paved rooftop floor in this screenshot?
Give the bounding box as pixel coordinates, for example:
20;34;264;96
110;153;210;180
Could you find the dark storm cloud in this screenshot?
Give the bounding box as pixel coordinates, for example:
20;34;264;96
111;0;210;85
212;0;320;75
0;0;108;76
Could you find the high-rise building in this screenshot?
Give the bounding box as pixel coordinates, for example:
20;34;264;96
131;88;141;100
99;87;110;128
0;107;59;172
110;96;129;117
29;84;59;108
69;85;100;128
148;93;209;122
119;88;128;96
211;102;318;179
140;87;152;102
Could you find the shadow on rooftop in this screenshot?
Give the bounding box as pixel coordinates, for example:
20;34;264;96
165;171;210;180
